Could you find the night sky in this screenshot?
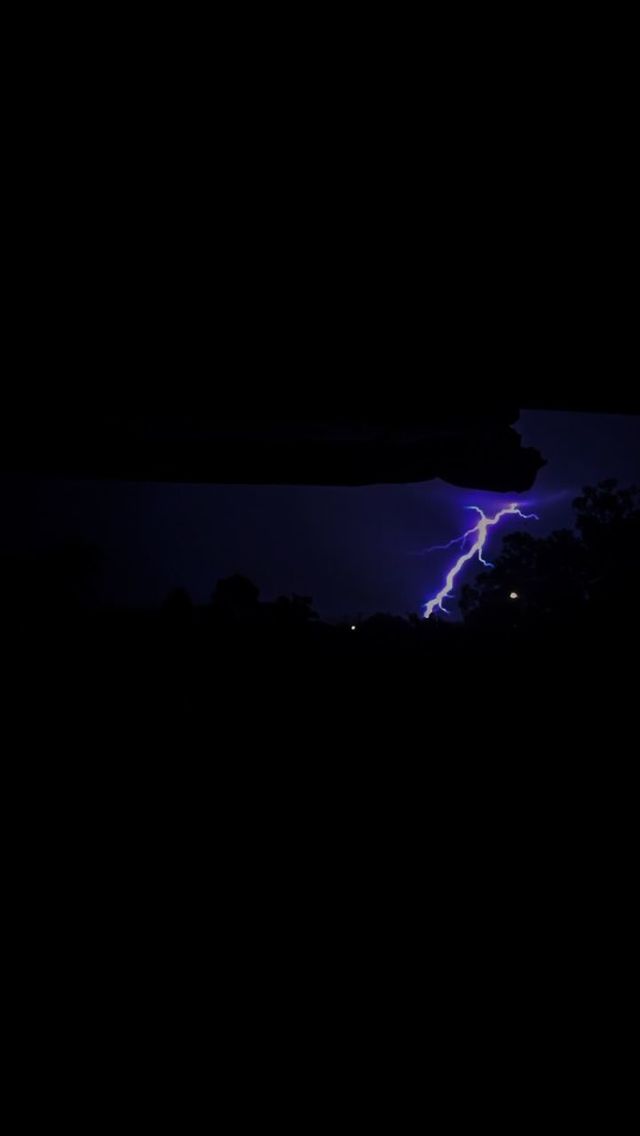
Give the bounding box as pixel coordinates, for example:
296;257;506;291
2;411;639;619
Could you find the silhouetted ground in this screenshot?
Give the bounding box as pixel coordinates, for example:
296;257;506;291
3;537;636;1105
5;582;636;743
5;480;637;939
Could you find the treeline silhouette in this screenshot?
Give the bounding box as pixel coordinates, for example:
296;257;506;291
5;481;636;977
4;481;638;733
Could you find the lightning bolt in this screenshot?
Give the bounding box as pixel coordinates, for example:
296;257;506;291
423;503;538;619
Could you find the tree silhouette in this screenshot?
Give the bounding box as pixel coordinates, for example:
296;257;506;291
573;480;640;614
211;574;260;622
212;573;259;608
272;594;318;628
461;481;640;626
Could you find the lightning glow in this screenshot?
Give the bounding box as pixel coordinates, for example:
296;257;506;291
423;503;538;619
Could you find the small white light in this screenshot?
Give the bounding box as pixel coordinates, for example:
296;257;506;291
350;625;357;631
509;591;519;600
